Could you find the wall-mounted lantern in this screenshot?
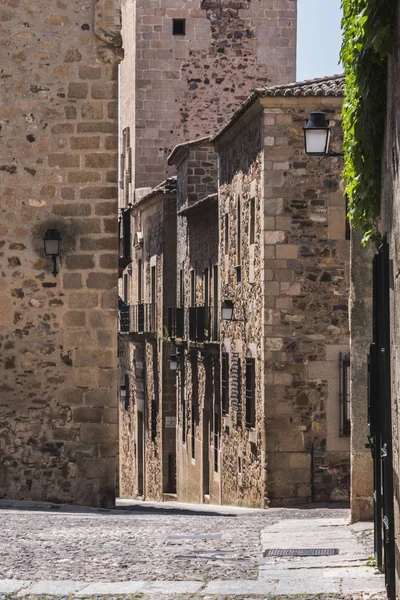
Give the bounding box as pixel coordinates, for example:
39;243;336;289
120;384;127;398
43;229;61;276
303;111;344;158
221;299;245;322
168;354;179;371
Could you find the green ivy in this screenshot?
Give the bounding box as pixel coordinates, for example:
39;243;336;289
340;0;395;244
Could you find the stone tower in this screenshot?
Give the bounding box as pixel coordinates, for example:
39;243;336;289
120;0;297;192
0;0;122;507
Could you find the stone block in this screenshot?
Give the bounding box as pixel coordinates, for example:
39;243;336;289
99;254;117;269
80;187;117;200
91;82;117;99
65;255;95;270
80;423;117;444
75;348;114;367
103;408;118;423
99;368;117;389
81;237;116;251
74;368;98;388
68;292;98;309
62;311;86;327
81;102;104;119
85;153;118;168
70;136;100;150
309;361;337;380
85;388;116;407
59;388;84;406
95;201;117;216
87;272;117;289
67;82;88;99
63;273;82;289
276;244;298;259
48;153;80;168
73;407;103;423
77;122;116;134
79;66;102;79
67;171;101;184
103;218;118;233
52;204;91;217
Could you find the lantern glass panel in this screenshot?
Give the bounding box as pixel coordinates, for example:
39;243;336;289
44;239;60;256
305;128;330;155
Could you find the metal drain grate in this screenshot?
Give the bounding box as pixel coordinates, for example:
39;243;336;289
263;548;339;557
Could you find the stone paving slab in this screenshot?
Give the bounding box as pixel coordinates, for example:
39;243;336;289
74;581;146;596
275;576;342;595
143;581;203;594
0;581;30;593
204;579;276;595
17;581;88;597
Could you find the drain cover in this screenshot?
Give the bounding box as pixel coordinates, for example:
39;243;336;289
263;548;339;557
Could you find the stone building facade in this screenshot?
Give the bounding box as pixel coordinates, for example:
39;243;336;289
120;0;297;191
118;180;177;499
118;0;298;501
212;74;350;507
124;75;351;508
0;0;122;506
168;139;220;503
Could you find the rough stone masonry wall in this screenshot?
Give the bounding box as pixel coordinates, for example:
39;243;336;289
122;0;297;189
382;5;400;585
0;0;120;507
261;97;350;506
217;109;266;508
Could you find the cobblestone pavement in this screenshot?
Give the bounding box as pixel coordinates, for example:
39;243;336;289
0;500;385;599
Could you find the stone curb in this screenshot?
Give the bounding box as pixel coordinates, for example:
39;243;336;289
0;578;386;597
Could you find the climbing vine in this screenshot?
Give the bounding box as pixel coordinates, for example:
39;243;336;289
340;0;395;244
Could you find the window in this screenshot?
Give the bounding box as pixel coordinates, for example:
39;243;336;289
231;352;241;426
151;265;156;330
191;403;196;460
179;268;184;307
221;348;229;415
190;269;196;307
151;395;157;443
339;353;350;436
137;259;142;303
173;19;185;36
124;373;130;411
249;197;256;245
214;412;220;472
224;213;229;254
180;362;186;443
203;268;209;307
245;351;256;429
236;196;241;282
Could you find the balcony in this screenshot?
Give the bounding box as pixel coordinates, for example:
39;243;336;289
131;303;157;335
167;307;184;339
118;207;132;277
167;306;219;343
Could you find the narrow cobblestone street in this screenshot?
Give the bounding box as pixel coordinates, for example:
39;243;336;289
0;500;386;599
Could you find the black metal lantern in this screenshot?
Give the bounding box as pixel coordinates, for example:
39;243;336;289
43;229;61;276
120;384;127;398
168;354;179;371
221;299;234;321
303;111;331;156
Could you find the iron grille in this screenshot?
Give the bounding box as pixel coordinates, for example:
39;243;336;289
263;548;339;557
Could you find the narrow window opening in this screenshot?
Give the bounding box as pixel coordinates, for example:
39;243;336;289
214;412;220;472
124;373;130;411
245;352;256;429
236;196;241;282
224;213;229;254
339;353;351;436
179;268;184;306
345;196;351;241
221;349;229;415
191;403;196;460
173;19;185;36
249;197;256;245
190;269;196;307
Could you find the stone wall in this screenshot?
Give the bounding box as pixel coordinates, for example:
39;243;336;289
120;0;297;189
217;109;266;508
260;96;350;506
118;190;177;499
381;6;400;586
0;0;120;507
